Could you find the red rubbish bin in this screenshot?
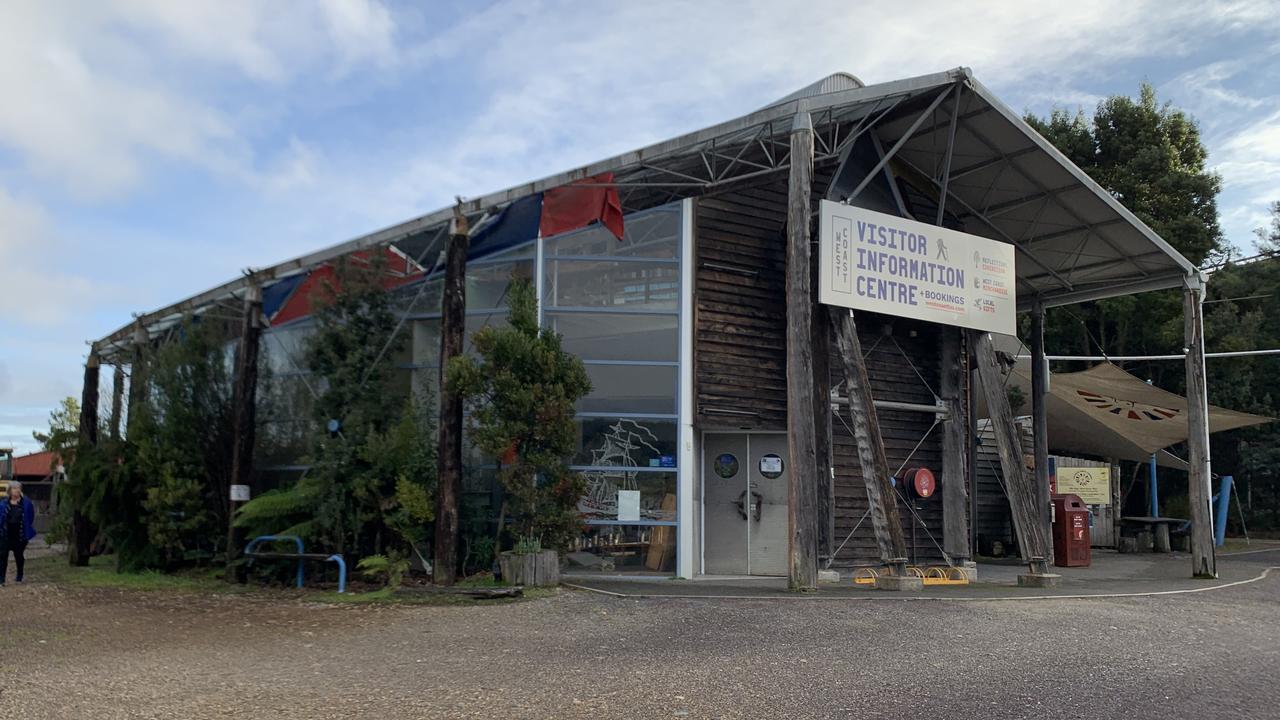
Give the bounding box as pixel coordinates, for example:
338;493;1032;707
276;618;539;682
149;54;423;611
1051;493;1091;567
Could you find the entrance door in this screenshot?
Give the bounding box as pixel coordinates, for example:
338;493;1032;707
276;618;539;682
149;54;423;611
702;432;789;576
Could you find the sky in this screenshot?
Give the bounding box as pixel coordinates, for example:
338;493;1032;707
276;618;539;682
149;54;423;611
2;0;1279;454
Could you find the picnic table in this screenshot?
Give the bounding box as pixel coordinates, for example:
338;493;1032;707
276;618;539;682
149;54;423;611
1120;516;1189;553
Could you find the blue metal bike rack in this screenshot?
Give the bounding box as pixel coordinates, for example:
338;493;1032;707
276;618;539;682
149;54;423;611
244;534;347;593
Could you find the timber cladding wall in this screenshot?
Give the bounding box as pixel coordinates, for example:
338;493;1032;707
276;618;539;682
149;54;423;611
829;318;946;568
694;186;790;430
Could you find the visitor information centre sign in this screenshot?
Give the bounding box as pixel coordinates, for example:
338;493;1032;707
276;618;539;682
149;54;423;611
818;201;1016;335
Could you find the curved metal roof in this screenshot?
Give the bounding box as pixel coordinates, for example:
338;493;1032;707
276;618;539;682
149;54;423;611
92;67;1197;359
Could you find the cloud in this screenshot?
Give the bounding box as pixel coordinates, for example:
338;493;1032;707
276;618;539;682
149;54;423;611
308;0;1280;227
0;1;401;201
0;187;130;327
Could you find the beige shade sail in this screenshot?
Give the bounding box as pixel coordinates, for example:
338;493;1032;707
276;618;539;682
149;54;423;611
994;361;1271;468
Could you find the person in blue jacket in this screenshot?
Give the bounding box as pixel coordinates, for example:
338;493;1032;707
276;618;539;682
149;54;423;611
0;481;37;585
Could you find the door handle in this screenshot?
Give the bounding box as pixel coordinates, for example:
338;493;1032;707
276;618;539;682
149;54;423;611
735;490;764;521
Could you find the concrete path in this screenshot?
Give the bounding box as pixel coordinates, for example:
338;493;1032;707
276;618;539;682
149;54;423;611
563;544;1280;600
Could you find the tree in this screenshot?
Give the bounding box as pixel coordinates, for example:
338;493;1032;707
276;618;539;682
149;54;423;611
448;278;592;554
1027;84;1227;387
236;256;436;561
33;396;79;463
1201;203;1280;529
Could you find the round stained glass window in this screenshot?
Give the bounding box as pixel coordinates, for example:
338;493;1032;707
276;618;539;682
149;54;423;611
714;453;739;479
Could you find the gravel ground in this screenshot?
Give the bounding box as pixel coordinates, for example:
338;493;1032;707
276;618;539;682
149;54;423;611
3;554;1278;719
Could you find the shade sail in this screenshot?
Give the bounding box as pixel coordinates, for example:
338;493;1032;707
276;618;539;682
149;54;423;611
998;361;1271;467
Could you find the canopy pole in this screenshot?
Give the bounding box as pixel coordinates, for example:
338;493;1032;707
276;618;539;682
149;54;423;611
1183;275;1217;578
1031;300;1051;547
226;282;262;583
785;111;820;591
70;349;100;568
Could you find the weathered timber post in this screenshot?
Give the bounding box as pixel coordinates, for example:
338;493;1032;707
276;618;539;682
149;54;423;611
1183;275;1216;578
70;349;100;567
225;283;263;581
434;205;470;586
971;330;1052;577
126;321;149;436
810;217;834;562
940;327;970;562
1030;301;1052;563
785;111;820;590
831;312;908;574
108;365;125;441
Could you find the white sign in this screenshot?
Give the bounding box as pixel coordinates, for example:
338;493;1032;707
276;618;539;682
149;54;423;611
617;490;640;522
229;484;251;502
819;201;1017;334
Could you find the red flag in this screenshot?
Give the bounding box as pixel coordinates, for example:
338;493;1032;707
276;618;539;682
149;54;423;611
539;172;625;240
270;247;423;326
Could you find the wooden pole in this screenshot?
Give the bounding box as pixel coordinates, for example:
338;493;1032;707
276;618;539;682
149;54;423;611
70;350;100;567
810;221;834;562
971;330;1050;574
785;112;820;590
831;312;908;572
1030;301;1052;563
434;205;470;586
126;322;149;436
1183;276;1216;578
940;327;970;562
225;283;262;581
108;365;125;441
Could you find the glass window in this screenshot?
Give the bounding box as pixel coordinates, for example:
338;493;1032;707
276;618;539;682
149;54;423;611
468;260;533;311
545;206;679;260
543;259;678;310
411;313;510;367
262;323;315;375
578;470;677;522
567;524;676;574
579;364;677;414
548;312;677;362
571;417;678;468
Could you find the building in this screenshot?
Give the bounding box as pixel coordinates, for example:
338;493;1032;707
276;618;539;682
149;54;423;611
83;68;1219;581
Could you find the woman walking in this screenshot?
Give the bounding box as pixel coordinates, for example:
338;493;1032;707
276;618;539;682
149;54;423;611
0;482;37;585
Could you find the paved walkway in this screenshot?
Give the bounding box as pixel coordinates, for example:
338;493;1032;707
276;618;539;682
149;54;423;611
564;544;1280;600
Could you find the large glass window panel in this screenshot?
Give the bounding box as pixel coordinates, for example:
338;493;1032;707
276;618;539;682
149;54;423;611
411;313;509;367
544;205;679;260
543;259;678;310
262;323;315;375
467;260;533;310
571;416;677;467
548;312;677;362
578;470;677;522
579;364;677;414
567;524;676;574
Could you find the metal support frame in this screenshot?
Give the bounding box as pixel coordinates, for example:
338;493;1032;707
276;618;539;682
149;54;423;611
845;85;954;203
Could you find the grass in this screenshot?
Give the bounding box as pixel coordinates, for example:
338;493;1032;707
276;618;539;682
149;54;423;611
27;554;246;594
28;553;557;606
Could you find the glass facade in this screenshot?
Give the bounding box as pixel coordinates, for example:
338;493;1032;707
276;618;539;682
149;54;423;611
544;205;682;575
254;202;687;575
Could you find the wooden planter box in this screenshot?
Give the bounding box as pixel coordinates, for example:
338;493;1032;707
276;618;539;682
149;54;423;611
498;550;560;587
